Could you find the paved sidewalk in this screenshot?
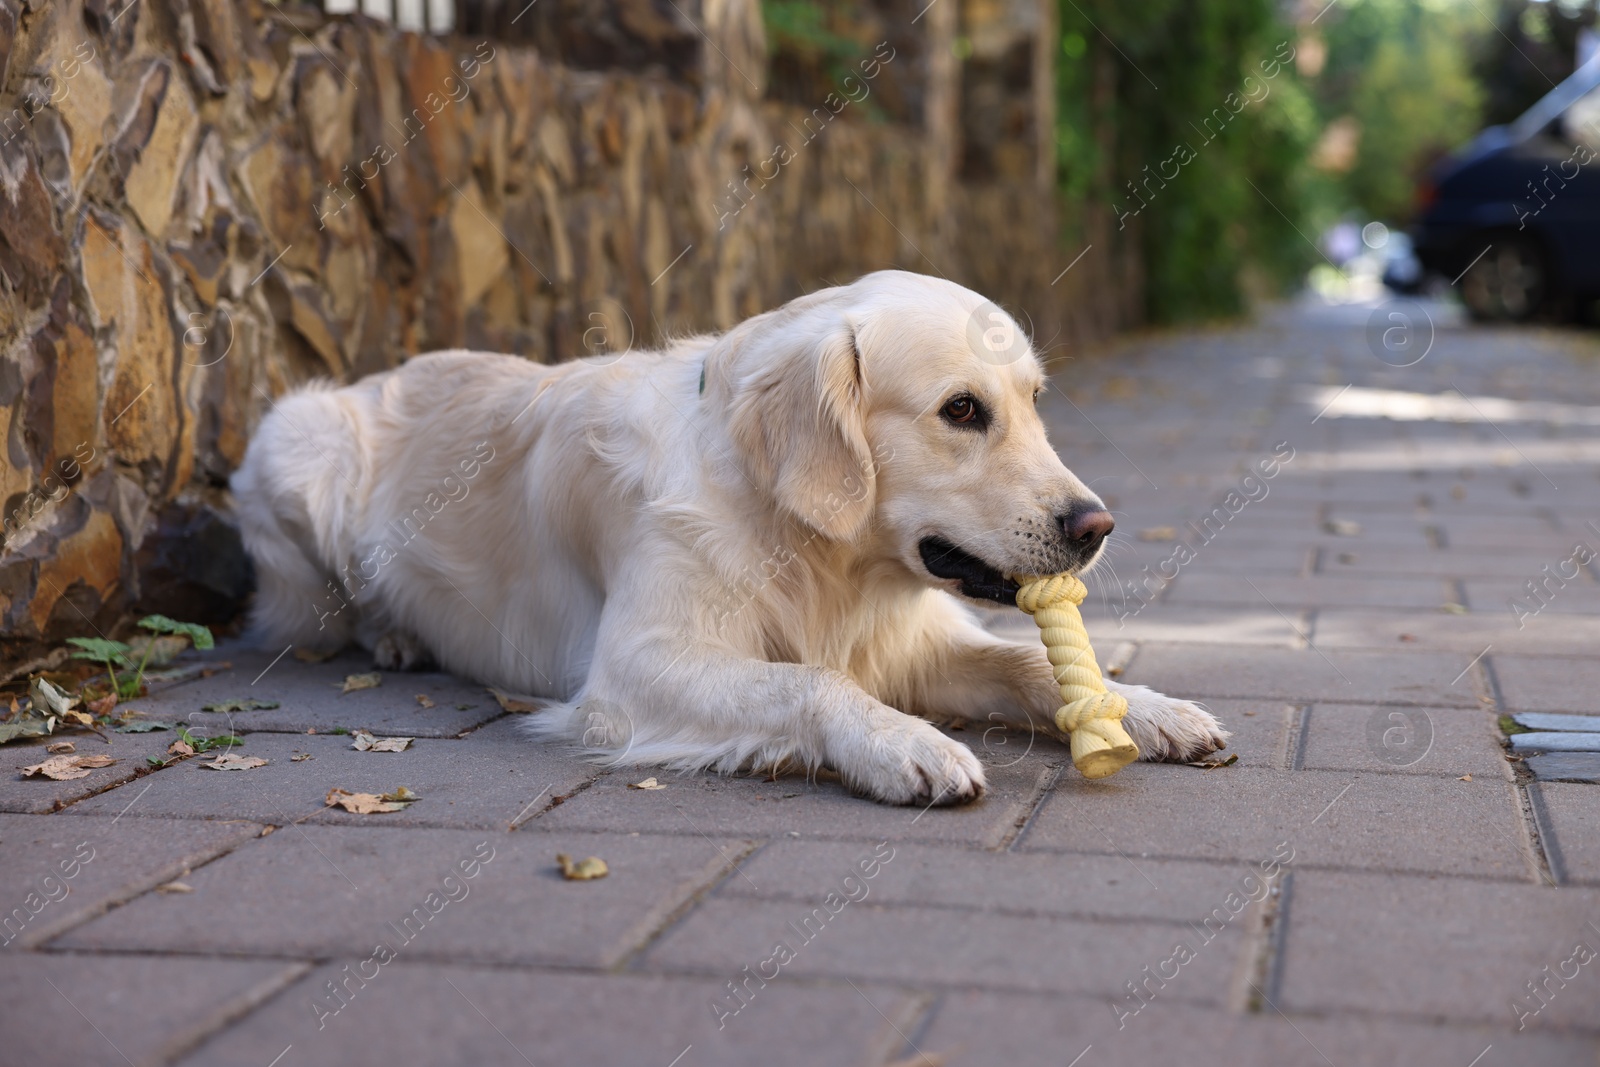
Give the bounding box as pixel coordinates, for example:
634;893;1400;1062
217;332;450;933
5;298;1600;1066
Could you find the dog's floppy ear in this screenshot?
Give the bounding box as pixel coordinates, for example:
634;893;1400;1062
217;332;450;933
719;314;876;540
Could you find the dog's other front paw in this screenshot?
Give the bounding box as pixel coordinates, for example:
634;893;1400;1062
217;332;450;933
1110;682;1230;762
372;630;435;672
837;714;987;806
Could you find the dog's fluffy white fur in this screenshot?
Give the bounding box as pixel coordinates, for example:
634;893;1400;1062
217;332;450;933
231;271;1227;804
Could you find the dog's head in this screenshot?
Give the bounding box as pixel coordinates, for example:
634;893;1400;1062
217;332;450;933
712;270;1111;607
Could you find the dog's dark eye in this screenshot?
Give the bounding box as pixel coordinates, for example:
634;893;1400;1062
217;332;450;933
941;395;980;426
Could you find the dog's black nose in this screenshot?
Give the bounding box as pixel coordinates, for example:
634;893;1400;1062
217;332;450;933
1060;507;1114;554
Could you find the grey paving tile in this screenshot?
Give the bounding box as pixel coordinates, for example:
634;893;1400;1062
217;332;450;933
174;963;916;1067
1279;870;1600;1028
642;893;1250;1004
1164;574;1452;609
52;827;742;968
1312;608;1600;655
531;745;1056;847
912;989;1596;1067
1299;704;1510;778
1184;699;1293;768
1121;643;1486;707
1495;655;1600;714
1467;578;1600;616
63;718;592;830
0;814;263;948
1439;518;1582;548
0;728;178;814
1;952;307;1067
1527;753;1600;783
1064;604;1301;646
1535;782;1600;885
1019;767;1529;879
140;641;506;736
1320;544;1583;578
1098;543;1314;577
719;839;1276;925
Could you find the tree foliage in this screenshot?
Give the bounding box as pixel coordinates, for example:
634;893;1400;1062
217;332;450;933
1054;0;1318;323
1312;0;1487;224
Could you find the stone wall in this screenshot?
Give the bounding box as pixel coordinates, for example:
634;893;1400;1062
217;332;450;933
0;0;1139;673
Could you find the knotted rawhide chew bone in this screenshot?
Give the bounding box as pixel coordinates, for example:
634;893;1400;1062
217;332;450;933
1015;573;1140;780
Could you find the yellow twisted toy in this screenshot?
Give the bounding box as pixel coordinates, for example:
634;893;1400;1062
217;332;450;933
1015;574;1139;779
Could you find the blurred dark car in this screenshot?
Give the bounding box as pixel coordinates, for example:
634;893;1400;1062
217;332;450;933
1411;55;1600;321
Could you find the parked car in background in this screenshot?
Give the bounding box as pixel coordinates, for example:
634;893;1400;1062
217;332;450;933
1411;53;1600;321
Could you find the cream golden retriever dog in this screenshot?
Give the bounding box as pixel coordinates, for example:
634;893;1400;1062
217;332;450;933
232;271;1226;804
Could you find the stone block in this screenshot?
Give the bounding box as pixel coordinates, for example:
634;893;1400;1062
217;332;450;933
175;964;914;1067
0;812;262;947
1279;871;1600;1028
1020;766;1528;879
1;952;304;1067
55;827;743;969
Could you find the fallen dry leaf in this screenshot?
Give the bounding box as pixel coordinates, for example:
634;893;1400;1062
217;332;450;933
168;740;195;757
325;785;419;814
488;687;540;713
202;754;269;771
1188;753;1239;770
291;753;313;762
86;692;118;717
556;853;609;880
415;694;436;709
1458;774;1473;781
341;672;382;693
47;741;76;754
351;730;413;753
21;754;118;780
628;777;667;790
0;717;55;745
1137;526;1177;542
28;676;78;719
156;881;194;894
60;708;96;728
294;647;338;663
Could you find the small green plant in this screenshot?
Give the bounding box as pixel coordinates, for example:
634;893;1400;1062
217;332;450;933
67;615;214;699
66;637;134;696
177;726;241;754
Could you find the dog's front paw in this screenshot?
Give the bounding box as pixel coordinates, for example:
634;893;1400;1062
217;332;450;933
1109;681;1230;762
837;714;986;806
